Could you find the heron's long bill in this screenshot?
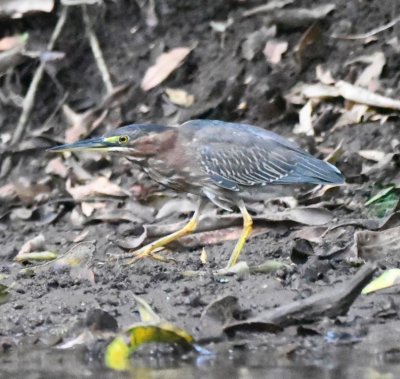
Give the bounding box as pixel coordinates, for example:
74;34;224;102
48;137;114;152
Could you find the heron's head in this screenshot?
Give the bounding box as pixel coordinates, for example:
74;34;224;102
48;124;176;161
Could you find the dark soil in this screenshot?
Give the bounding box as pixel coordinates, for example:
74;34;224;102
1;0;400;378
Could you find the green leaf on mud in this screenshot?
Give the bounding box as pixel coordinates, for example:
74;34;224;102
366;187;400;218
362;268;400;295
14;251;58;263
0;284;10;305
132;294;161;323
105;296;194;371
104;337;130;371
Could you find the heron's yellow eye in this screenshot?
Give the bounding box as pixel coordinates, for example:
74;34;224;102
119;135;129;144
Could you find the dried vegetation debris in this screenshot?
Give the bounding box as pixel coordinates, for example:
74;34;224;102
1;0;400;373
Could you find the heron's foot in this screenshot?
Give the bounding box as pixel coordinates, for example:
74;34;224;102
124;245;176;265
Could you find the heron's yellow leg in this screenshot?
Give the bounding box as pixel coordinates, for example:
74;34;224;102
125;198;204;264
226;200;253;269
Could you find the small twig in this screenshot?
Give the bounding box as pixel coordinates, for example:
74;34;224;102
13;7;68;146
82;5;113;94
331;14;400;40
0;7;68;178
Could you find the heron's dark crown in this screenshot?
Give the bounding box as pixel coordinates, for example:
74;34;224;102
104;123;173;139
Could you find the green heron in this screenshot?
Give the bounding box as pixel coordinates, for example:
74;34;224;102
50;120;344;268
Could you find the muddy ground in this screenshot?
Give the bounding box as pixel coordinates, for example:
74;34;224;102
1;0;400;378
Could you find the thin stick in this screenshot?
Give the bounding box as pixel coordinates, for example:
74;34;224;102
82;5;113;94
1;7;68;177
331;15;400;40
13;7;68;145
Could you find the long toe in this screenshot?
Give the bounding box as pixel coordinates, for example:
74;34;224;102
124;247;175;265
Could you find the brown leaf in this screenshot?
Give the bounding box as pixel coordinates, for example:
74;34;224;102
66;177;128;200
0;34;27;51
45;157;69;178
63;83;132;143
14;179;51;205
294;23;322;67
141;47;192;91
63;104;107;144
263;40;288;64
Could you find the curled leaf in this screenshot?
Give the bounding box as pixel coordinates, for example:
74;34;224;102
105;295;195;371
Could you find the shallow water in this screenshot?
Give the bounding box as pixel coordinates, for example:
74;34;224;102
1;344;399;379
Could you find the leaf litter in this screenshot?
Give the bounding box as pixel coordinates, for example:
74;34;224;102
2;0;400;374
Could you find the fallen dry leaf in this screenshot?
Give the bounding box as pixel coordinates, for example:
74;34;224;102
302;80;400;111
66;177;128;201
362;269;400;295
336;80;400;111
358;150;387;162
263;40;288;64
63;104;107;144
72;230;89;243
156;198;196;220
141;47;192;91
63;83;132;143
81;202;107;217
15;234;46;262
316;64;335;85
200;248;208;265
294;100;314;135
0;183;17;203
165;88;194;107
0;34;28;51
0;33;28;73
45;157;69;178
241;26;277;61
198;295;239;340
353;51;386;90
302;83;340;99
294;23;322;67
0;0;54;18
354;226;400;261
14;179;51;205
333;104;370;129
